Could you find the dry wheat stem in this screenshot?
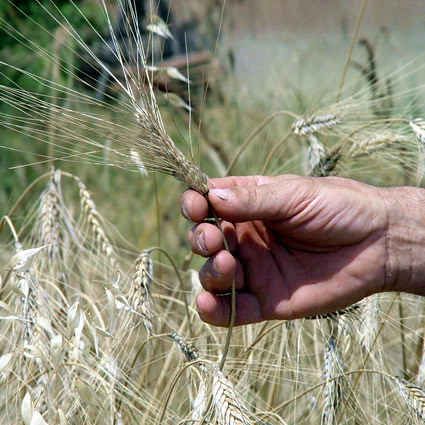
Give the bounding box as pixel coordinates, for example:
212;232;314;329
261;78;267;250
335;0;368;102
213;209;236;372
0;215;20;245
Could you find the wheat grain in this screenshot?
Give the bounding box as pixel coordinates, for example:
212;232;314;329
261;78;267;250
9;246;49;274
105;288;117;332
67;299;84;349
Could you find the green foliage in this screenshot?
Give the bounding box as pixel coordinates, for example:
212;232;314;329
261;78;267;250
0;0;107;92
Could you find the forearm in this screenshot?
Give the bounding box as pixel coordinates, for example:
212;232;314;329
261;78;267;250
381;186;425;296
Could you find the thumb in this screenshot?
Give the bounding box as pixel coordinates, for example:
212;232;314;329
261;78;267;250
208;182;294;223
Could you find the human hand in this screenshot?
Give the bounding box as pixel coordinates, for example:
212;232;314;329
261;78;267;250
180;175;425;326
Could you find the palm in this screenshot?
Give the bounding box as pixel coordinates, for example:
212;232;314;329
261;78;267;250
231;216;386;320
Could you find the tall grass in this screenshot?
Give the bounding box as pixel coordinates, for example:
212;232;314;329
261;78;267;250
1;1;425;424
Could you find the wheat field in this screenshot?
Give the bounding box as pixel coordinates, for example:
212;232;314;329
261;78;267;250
1;1;425;424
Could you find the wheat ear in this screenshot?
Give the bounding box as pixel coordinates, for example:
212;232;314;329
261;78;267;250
37;176;62;262
78;178;119;270
292;114;341;136
322;337;345;425
129;250;154;335
395;377;425;422
211;365;252;425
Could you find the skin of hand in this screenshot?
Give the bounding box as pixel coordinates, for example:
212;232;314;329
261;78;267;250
180;175;425;327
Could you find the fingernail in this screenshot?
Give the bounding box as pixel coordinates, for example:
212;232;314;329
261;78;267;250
181;200;190;220
211;258;221;277
209;188;234;201
196;230;209;254
200;258;221;282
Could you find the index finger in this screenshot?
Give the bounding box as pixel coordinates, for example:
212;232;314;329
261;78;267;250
180;189;209;222
180;176;269;222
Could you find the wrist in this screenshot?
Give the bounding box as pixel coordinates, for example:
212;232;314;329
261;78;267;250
381;186;425;295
